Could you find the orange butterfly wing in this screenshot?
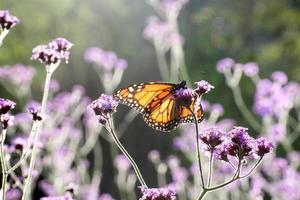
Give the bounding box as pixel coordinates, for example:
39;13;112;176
113;82;175;113
114;81;204;132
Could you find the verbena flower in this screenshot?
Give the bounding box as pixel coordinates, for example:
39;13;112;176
199;128;224;151
0;10;20;30
0;114;14;129
242;62;259;77
31;38;73;65
194;80;214;95
139;186;176;200
0;64;36;86
40;195;73;200
49;38;73;62
255;137;273;157
31;45;61;65
99;194;115;200
271;71;288;85
216;58;235;73
88;94;118;125
84;47;127;71
28;105;43;121
228;127;255;158
0;98;16;114
6;188;22;200
114;154;131;171
11;136;28;152
173;88;193;107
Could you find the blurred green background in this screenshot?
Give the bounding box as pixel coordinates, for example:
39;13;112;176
1;0;300;193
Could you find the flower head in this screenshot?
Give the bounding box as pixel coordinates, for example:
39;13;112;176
99;194;115;200
255;137;273;157
271;71;288;85
0;114;14;129
89;94;118;115
114;154;131;171
6;188;22;200
40;195;73;200
200;128;224;151
194;80;214;95
49;38;73;62
0;98;16;114
11;136;28;152
173;88;193;107
216;58;235;73
139;186;176;200
243;62;259;77
31;45;61;65
229;127;255;158
0;10;20;30
31;38;72;65
28;105;43;121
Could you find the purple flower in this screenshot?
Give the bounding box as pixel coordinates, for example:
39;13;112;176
216;58;235;73
31;38;72;65
210;103;224;116
6;188;22;200
99;194;115;200
84;47;127;71
31;45;61;65
229;127;255;158
148;150;160;163
0;10;20;30
243;62;259;77
139;186;176;200
194;80;214;95
40;195;73;200
0;64;36;86
199;128;224;151
28;105;43;121
173;88;193;107
215;144;229;162
267;124;285;144
271;71;288;85
114;154;131;171
89;94;118;115
255;137;273;157
0;114;14;129
11;136;28;152
0;98;16;114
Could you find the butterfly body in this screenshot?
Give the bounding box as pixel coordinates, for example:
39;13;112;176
113;81;203;132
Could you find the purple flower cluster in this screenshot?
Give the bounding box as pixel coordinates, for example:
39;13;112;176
0;98;16;114
144;16;183;49
88;94;118;125
199;128;224;151
0;64;36;86
173;88;193;107
253;71;299;117
217;58;259;77
194;80;214;95
84;47;127;71
0;10;19;30
211;127;273;161
31;38;73;65
139;186;176;200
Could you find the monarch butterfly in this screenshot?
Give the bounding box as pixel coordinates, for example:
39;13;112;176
113;81;204;132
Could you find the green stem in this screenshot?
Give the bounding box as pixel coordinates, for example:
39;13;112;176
108;117;147;187
22;68;53;200
0;29;9;47
197;189;208;200
231;86;261;132
207;151;214;187
0;129;8;200
189;109;205;188
154;43;169;81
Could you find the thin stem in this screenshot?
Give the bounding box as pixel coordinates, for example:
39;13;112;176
196;189;208;200
239;157;262;179
7;123;38;173
231;86;261;132
22;69;53;200
189;108;205;188
0;29;9;47
107;117;147;187
0;129;8;199
207;151;214;187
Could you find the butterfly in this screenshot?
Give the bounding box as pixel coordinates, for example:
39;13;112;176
113;81;204;132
